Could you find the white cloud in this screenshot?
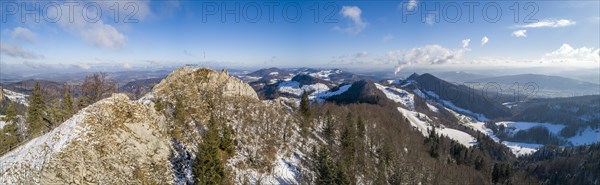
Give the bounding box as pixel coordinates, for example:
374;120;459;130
10;27;36;42
51;2;128;49
394;45;467;74
354;51;369;58
122;63;132;69
406;0;418;11
79;23;126;49
0;43;44;59
333;6;367;35
544;44;600;63
330;51;370;65
382;34;394;42
511;30;527;37
71;63;91;70
22;61;51;69
481;36;489;46
462;39;471;48
517;19;576;28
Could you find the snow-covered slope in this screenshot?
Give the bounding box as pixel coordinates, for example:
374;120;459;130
397;107;476;147
312;84;352;103
0;112;89;183
277;81;330;97
2;89;29;106
375;83;415;109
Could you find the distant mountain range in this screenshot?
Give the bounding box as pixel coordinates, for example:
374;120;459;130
432;72;600;98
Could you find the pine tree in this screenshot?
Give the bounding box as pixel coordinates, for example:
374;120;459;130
314;145;336;185
193;114;225;185
0;123;19;154
299;90;311;136
4;101;17;123
339;112;357;183
299;90;311;118
173;97;186;139
355;116;366;168
46;99;62;127
27;83;47;136
491;163;500;184
322;110;335;143
313;143;350;185
63;90;74;117
220;123;236;156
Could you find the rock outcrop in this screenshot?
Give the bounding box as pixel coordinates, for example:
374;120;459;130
0;87;4;103
152;67;258;101
0;67;302;184
0;94;172;184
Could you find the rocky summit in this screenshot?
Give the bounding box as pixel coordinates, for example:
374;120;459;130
0;68;288;184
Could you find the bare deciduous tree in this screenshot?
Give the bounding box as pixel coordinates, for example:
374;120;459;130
81;72;116;103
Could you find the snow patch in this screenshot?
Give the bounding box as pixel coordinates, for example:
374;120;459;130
502;141;542;156
277;81;330;97
0;112;89;183
426;103;439;112
2;89;29;106
566;127;600;145
313;84;352;103
0;115;6;129
375;83;415;110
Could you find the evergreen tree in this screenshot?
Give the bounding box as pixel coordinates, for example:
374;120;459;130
299;90;311;118
27;83;47;136
0;123;19;154
299;90;311;136
426;127;440;158
63;90;74;117
492;163;500;184
314;145;336;185
322;110;335;143
220;123;236;156
355;116;366;167
339;112;357;183
312;144;352;185
4;101;17;123
193;114;225;185
46;99;63;127
173;97;186;139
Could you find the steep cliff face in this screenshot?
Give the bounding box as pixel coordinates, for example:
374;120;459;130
145;67;262;150
0;86;4;103
152;67;258;101
0;94;172;184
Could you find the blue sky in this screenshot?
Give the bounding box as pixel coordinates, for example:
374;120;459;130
0;0;599;74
